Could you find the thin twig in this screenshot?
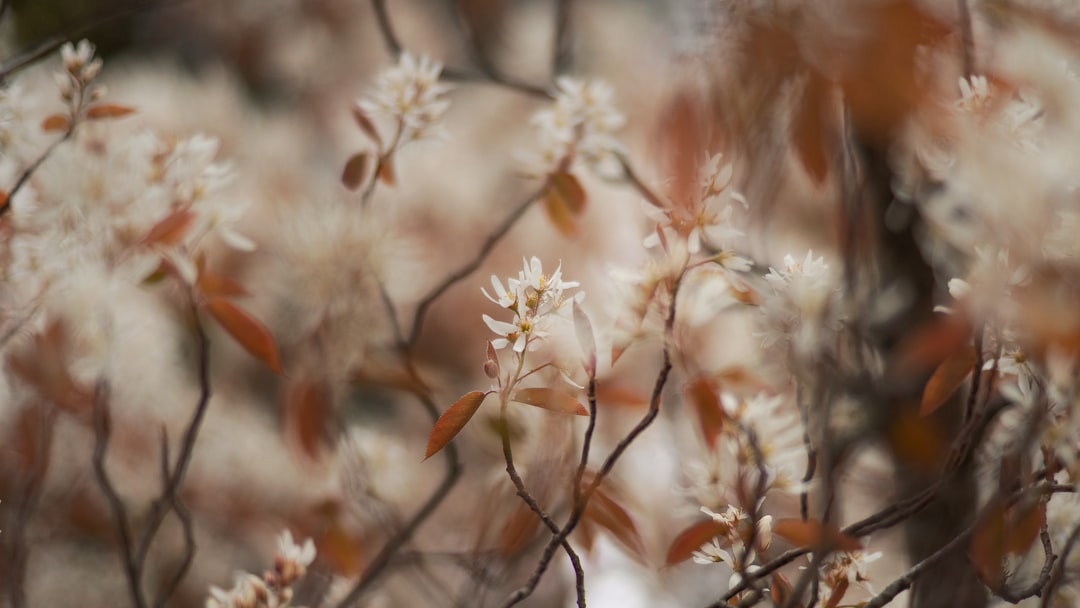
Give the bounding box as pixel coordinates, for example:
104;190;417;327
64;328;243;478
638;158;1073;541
370;0;403;57
0;0;191;84
552;0;574;74
1040;522;1080;608
335;361;463;608
0;130;73;217
499;410;586;608
499;275;682;608
406;188;543;346
957;0;976;78
5;403;56;608
573;376;598;505
996;520;1055;604
92;379;148;608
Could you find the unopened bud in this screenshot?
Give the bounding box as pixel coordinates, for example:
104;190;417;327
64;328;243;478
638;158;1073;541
483;359;499;379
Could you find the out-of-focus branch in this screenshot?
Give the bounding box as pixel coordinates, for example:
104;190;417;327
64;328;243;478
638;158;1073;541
958;0;976;77
996;522;1055;604
0;0;191;84
0;127;74;217
406;187;544;347
4;403;56;608
553;0;574;74
1040;522;1080;608
499;276;682;608
91;297;212;608
334;359;462;608
92;379;147;608
865;484;1073;608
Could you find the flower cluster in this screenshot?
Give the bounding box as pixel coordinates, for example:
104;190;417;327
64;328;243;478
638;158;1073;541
812;547;882;604
756;251;837;365
519;77;625;178
692;504;774;592
206;530;316;608
482;257;581;352
643;153;750;263
357;52;452;146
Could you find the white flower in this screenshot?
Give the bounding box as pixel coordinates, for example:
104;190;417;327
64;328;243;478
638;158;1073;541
755;251;838;364
358;52;452;145
276;529;316;584
519;77;625;178
482;258;582;352
642;154;749;256
958;75;991;114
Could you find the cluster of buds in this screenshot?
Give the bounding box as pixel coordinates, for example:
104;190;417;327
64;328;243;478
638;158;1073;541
55;40;105;108
482;257;582;353
206;531;316;608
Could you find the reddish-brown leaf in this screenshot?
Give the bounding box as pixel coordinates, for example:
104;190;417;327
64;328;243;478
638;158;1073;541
205;297;283;373
341;152;370;191
548;171;587;215
350;104;383;148
665;519;729;566
424;390;489;460
542;184;579;237
141;208;195;247
823;577;849;608
686;377;725;450
895;315;972;376
971;502;1008;588
85;103;137;120
316;519;364;576
196;268;249;298
585;487;648;563
41;113;69;132
12;401;53;475
284;377;333;461
771;572;801;608
7;320;92;415
1004;502;1046;556
511;387;588;416
920;346;976;416
376;155;396;186
793;69;833;185
772;518;862;551
887;407;946;471
497;502;541;556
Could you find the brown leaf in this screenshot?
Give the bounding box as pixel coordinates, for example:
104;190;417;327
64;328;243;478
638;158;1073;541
772;518;862;551
341;152;370;191
771;572;801;608
424;390;489;460
511;387;588;416
284;377;333;461
196;267;249;298
887;407;946;471
894;315;973;376
542;183;579;237
350;104;383;148
316;519;364;576
140;208;195;247
686;377;725;450
497;502;541;556
41;113;69;132
548;171;587;214
793;69;833;185
585;487;648;563
205;297;284;373
664;518;729;566
971;502;1008;588
85;103;136;120
7;320;92;415
920;346;976;416
376;155;396;186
